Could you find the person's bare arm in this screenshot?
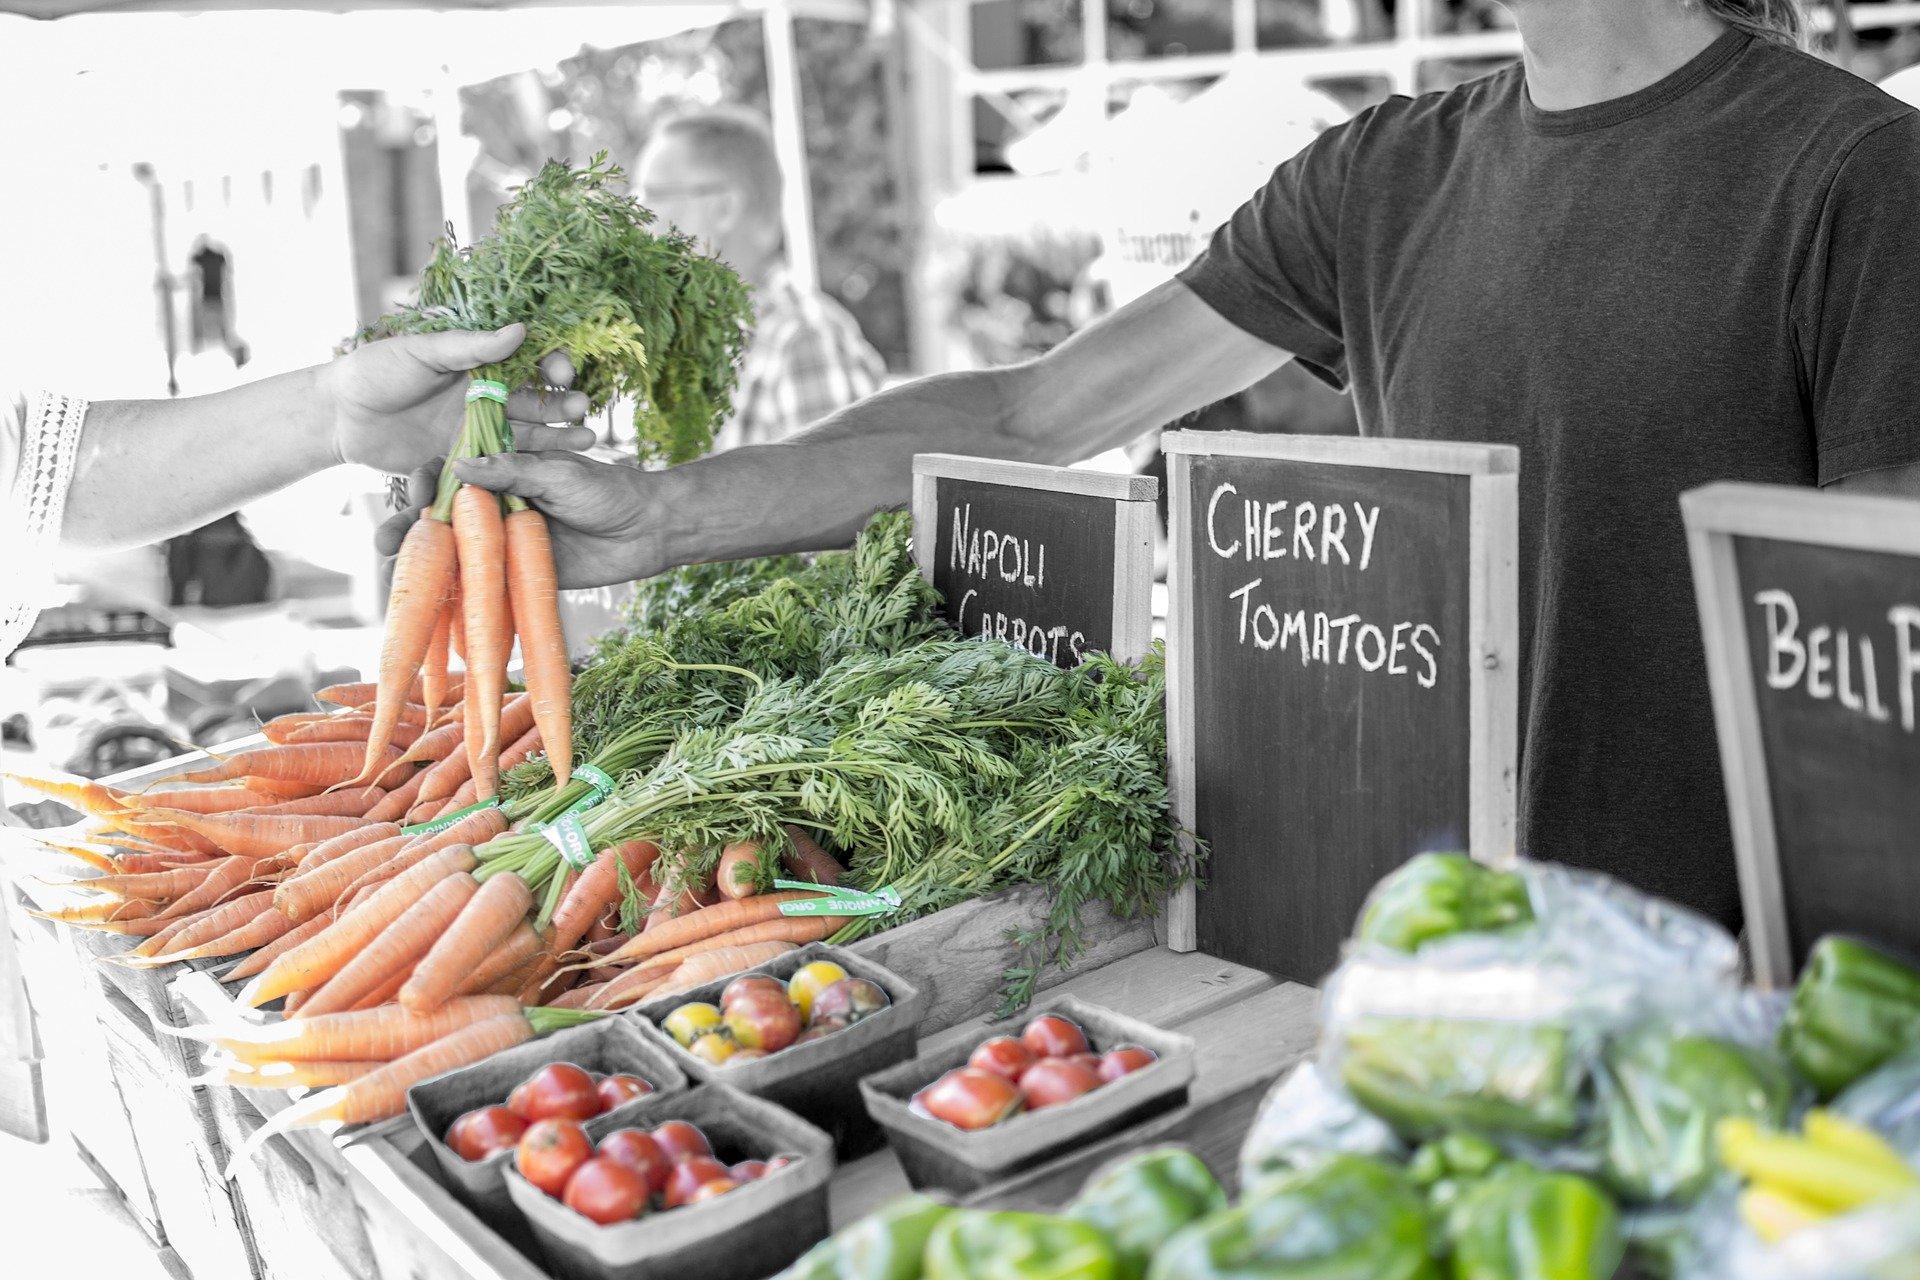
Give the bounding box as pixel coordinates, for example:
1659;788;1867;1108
439;281;1290;587
60;325;590;552
1827;460;1920;501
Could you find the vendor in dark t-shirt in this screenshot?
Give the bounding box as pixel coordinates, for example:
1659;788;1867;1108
389;0;1920;932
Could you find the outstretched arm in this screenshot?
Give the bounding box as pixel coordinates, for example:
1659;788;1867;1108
59;325;591;552
433;280;1291;587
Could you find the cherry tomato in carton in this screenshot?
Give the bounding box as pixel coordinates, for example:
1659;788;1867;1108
1097;1046;1158;1083
651;1120;714;1163
1068;1052;1104;1074
1019;1057;1104;1110
509;1063;602;1122
597;1073;653;1111
597;1128;673;1196
915;1067;1024;1131
725;995;802;1052
516;1119;594;1197
787;961;850;1020
969;1035;1037;1082
794;1017;849;1046
664;1157;735;1208
689;1033;738;1066
730;1159;771;1182
446;1105;528;1162
765;1155;795;1172
810;978;889;1026
720;975;788;1010
562;1156;649;1224
1020;1014;1089;1059
686;1179;738;1205
663;1002;724;1048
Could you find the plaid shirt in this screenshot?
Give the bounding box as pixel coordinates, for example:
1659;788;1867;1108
719;265;886;451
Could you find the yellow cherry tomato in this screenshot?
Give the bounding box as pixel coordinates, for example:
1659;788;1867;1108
664;1002;724;1048
787;961;850;1022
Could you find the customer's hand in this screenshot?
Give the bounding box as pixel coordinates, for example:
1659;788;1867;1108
325;324;594;474
375;450;657;590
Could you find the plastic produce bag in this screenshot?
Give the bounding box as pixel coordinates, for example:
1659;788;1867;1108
1675;1196;1920;1280
1238;1062;1405;1187
1321;860;1742;1152
1067;1147;1226;1280
1834;1048;1920;1160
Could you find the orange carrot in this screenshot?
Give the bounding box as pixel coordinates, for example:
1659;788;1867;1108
399;872;532;1013
298;873;479;1017
238;844;478;1007
358;513;459;783
337;805;506;907
390;719;465;775
609;892;826;965
28;899;159;925
276;830;409;923
95;817;221;856
181;993;521;1066
782;826;846;887
65;864;214;902
317;679;464;709
144;811;364;860
642;879;719;933
716;841;764;900
456;923;541;997
135;890;278;961
221;912;334;982
155;856;257;921
296;823;403;874
348;962;416;1010
643;943;799;1002
188;904;297;963
4;773;131;817
284;716;420;746
422;594;454;729
503;508;572;789
250;786;388;818
364;766;431;821
452;485;511;800
128;784;283;815
200;1060;381;1090
412;735;474;808
179;742;400;788
235;776;331;799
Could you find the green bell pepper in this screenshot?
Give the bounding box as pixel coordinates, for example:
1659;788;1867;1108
1594;1026;1795;1204
1148;1154;1441;1280
1780;935;1920;1100
1445;1163;1622;1280
924;1210;1119;1280
1068;1148;1228;1280
777;1194;954;1280
1354;854;1534;953
1337;1018;1584;1143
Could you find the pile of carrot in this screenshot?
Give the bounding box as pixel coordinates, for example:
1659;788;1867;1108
12;700;850;1135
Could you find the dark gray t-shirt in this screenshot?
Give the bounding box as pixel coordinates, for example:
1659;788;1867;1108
1179;30;1920;927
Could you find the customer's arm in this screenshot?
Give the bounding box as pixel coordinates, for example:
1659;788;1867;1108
435;280;1291;587
60;325;589;552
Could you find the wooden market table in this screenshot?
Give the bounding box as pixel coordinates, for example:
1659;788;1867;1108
4;746;1317;1280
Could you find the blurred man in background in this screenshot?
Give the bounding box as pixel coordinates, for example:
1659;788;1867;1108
633;107;884;450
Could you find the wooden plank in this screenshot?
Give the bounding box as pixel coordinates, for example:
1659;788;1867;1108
1469;472;1519;861
1161;429;1518;476
1165;452;1198;952
211;1081;377;1280
915;454;1159;501
1682;482;1920;553
343;1132;550;1280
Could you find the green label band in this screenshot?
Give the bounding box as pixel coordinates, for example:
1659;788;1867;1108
400;796;500;837
466;379;510;404
542;813;596;869
548;763;617;824
775;880;900;918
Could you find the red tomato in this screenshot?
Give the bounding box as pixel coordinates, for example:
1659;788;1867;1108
1097;1046;1158;1083
765;1155;795;1173
509;1063;602;1122
562;1156;648;1224
597;1074;654;1111
1068;1052;1104;1074
651;1120;714;1163
968;1036;1037;1082
914;1067;1024;1131
1020;1015;1090;1059
725;995;802;1053
596;1128;673;1196
664;1157;735;1208
686;1179;738;1205
729;1159;770;1182
515;1120;594;1198
720;975;788;1010
445;1105;528;1162
1019;1057;1104;1110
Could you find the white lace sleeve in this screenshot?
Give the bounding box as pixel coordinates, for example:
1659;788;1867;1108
2;389;89;659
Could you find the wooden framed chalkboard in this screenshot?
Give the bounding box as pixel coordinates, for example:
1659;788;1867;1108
1683;482;1920;988
1162;431;1518;982
910;455;1157;665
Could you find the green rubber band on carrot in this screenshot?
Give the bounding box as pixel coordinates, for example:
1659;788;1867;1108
401;796;500;837
540;813;595;869
772;881;900;917
465;379;510;404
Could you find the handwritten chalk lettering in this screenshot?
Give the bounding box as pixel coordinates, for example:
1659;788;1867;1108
1204;483;1380;570
956;589;1086;664
1754;588;1920;732
950;502;1047;588
1226;577;1439;687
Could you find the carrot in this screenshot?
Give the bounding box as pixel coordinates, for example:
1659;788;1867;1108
249;786;388;818
422;594;454;729
551;841;659;951
608;892;827;966
452;485;512;801
284;989;312;1015
33;840;120;873
456;923;541;998
644;943;798;1002
128;784;284;814
298;873;479;1017
364;766;430;822
95;817;221;856
284;717;422;747
503;507;572;789
782;826;845;887
4;773;131;817
187;904;297;964
180;742;401;788
145;811;365;860
350;964;418;1011
90;841;214;868
238;844;479;1007
133;890;279;962
338;806;506;907
390;719;464;775
412;734;474;808
63;864;215;902
642;879;719;933
629;915;843;977
275;831;409;923
716;842;765;901
175;993;520;1066
197;1060;381;1090
398;872;532;1013
221;912;334;982
358;513;459;784
549;980;614;1010
155;856;257;921
28;899;160;925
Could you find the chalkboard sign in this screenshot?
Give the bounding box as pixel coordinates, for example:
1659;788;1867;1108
1163;432;1518;982
911;455;1157;665
1683;483;1920;987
